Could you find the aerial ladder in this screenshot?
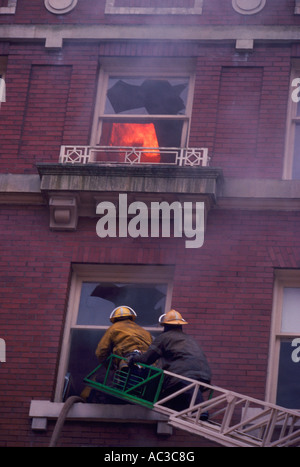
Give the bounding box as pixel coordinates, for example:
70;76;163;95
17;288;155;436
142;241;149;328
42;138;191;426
50;354;300;448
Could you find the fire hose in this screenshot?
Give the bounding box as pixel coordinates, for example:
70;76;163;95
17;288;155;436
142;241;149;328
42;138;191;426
49;396;85;447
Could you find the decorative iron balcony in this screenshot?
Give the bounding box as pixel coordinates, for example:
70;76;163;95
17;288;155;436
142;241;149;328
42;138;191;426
59;145;209;167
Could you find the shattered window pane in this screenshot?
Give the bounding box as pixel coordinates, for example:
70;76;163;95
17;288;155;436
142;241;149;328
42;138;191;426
104;78;188;115
76;281;168;326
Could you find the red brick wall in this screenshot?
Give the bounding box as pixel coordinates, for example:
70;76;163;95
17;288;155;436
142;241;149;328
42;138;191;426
19;65;72;171
214;66;264;177
0;0;299;27
0;42;292;177
190;45;291;178
1;205;300;446
0;43;98;173
0;0;299;448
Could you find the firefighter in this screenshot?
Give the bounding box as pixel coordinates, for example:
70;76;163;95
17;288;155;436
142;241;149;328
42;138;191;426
128;309;211;412
95;305;152;368
82;306;152;403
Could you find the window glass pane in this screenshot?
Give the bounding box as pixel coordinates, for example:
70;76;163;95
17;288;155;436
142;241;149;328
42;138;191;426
281;287;300;333
76;282;168;327
76;282;113;326
104;78;188;115
65;328;105;399
292;124;300;179
276;338;300;409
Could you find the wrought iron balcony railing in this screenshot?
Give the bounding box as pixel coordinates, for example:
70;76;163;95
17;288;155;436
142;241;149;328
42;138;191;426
59;145;209;167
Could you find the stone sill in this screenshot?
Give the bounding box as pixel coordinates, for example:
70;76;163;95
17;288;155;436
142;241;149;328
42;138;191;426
29;400;172;434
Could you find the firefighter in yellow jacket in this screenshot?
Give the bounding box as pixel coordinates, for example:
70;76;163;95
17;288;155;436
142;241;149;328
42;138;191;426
95;305;152;368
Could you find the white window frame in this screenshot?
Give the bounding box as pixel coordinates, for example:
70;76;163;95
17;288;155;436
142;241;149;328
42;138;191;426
90;57;196;152
266;269;300;406
54;263;174;402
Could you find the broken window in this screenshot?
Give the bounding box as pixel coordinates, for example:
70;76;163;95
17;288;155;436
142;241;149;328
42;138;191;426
55;265;173;401
100;78;189;162
91;62;195;163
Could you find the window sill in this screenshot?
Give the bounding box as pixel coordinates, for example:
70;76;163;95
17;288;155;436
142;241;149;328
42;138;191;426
29;400;172;434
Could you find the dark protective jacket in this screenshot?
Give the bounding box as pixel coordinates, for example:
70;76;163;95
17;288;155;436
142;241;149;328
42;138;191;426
95;318;152;366
135;327;211;389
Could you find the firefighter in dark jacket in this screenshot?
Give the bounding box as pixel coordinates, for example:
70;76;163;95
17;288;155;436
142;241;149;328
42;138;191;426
128;309;211;412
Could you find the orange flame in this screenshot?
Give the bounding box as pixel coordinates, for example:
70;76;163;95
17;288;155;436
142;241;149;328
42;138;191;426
110;123;161;163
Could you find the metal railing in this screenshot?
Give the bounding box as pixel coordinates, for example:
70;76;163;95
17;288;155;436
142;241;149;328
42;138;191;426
59;145;209;167
83;354;165;409
83;356;300;447
156;372;300;448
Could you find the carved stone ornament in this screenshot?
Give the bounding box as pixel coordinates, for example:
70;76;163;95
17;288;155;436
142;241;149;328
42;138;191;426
44;0;78;15
49;195;78;230
232;0;266;15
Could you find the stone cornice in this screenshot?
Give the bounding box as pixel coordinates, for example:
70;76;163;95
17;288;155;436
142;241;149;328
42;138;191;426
36;163;222;229
1;24;300;49
2;172;300;213
37;163;222;182
36;163;222;198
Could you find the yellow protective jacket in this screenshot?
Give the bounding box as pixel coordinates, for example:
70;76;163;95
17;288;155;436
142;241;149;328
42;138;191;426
95;319;152;366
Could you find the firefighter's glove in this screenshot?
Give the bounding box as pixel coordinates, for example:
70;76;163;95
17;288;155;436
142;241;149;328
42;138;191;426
127;355;140;367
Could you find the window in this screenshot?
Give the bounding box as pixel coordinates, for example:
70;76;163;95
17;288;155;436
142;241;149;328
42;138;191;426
90;58;195;163
267;270;300;409
55;264;174;401
284;63;300;179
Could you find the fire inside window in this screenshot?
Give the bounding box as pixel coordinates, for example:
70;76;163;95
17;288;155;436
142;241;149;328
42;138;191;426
99;77;189;163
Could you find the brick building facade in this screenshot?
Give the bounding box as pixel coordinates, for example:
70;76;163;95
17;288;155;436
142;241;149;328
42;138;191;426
0;0;300;447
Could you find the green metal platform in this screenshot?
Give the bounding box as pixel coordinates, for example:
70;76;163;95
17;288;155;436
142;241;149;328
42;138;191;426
84;354;164;409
